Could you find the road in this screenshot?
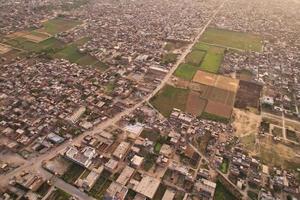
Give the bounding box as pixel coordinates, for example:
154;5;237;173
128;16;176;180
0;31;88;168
0;0;227;192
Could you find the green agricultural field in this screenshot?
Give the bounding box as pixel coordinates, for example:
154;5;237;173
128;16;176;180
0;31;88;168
185;50;206;66
174;63;199;80
54;44;84;62
4;36;64;52
200;28;262;52
39;18;81;35
150;84;189;117
194;42;224;73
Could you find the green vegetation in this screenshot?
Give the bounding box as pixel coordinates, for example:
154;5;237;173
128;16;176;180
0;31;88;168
214;180;237;200
140;129;160;142
105;81;116;95
272;127;283;138
88;176;112;199
143;153;157;171
174;63;199;80
150;85;189;117
54;44;83;62
194;42;224;73
195;132;213;154
162;53;178;64
36;182;51;196
88;171;112;199
153;184;167;200
219;158;229;174
200;27;262;52
286;129;299;143
61;162;85;184
247;190;258;200
185;50;206;66
154;142;162;153
39;18;81;35
201;112;229;123
48;188;71;200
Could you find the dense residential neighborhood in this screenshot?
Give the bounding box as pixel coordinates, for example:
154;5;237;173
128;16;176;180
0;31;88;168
0;0;299;200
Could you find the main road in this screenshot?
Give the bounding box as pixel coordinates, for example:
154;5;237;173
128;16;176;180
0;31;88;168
0;0;227;195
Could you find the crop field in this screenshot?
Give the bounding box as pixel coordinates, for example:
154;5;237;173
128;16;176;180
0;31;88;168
194;42;224;73
192;70;217;86
174;63;199;81
204;100;233;119
200;27;262;52
38;18;81;35
235;80;262;109
215;75;239;93
185;49;206;66
185;91;207;116
150;84;189;117
4;36;64;52
21;31;50;43
0;49;23;64
202;87;236;106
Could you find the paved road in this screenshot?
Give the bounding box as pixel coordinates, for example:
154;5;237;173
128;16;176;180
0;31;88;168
0;0;227;191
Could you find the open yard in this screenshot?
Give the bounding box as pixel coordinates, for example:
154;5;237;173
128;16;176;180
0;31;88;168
61;162;85;184
150;84;189;117
200;27;262;52
47;188;71;200
88;176;112;199
214;180;237;200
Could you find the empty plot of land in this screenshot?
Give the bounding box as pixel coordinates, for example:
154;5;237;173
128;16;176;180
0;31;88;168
200;27;262;52
204;100;232;119
192;70;217;86
185;91;207;116
150;84;189;117
215;75;239;93
0;43;12;54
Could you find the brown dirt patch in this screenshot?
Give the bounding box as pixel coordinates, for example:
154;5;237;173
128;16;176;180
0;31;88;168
192;70;217;86
215;75;239;93
204;100;232;118
185;91;207;116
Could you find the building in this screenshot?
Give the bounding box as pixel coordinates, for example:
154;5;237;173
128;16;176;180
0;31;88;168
133;175;160;199
65;146;96;168
113;141;130;160
195;179;217;200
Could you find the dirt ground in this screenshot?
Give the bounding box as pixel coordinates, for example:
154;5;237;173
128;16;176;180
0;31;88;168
44;156;71;176
22;33;49;43
215;75;239;93
192;70;217;86
257;136;300;168
0;43;12;54
185;91;207;116
204;100;232;118
232;108;261;137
